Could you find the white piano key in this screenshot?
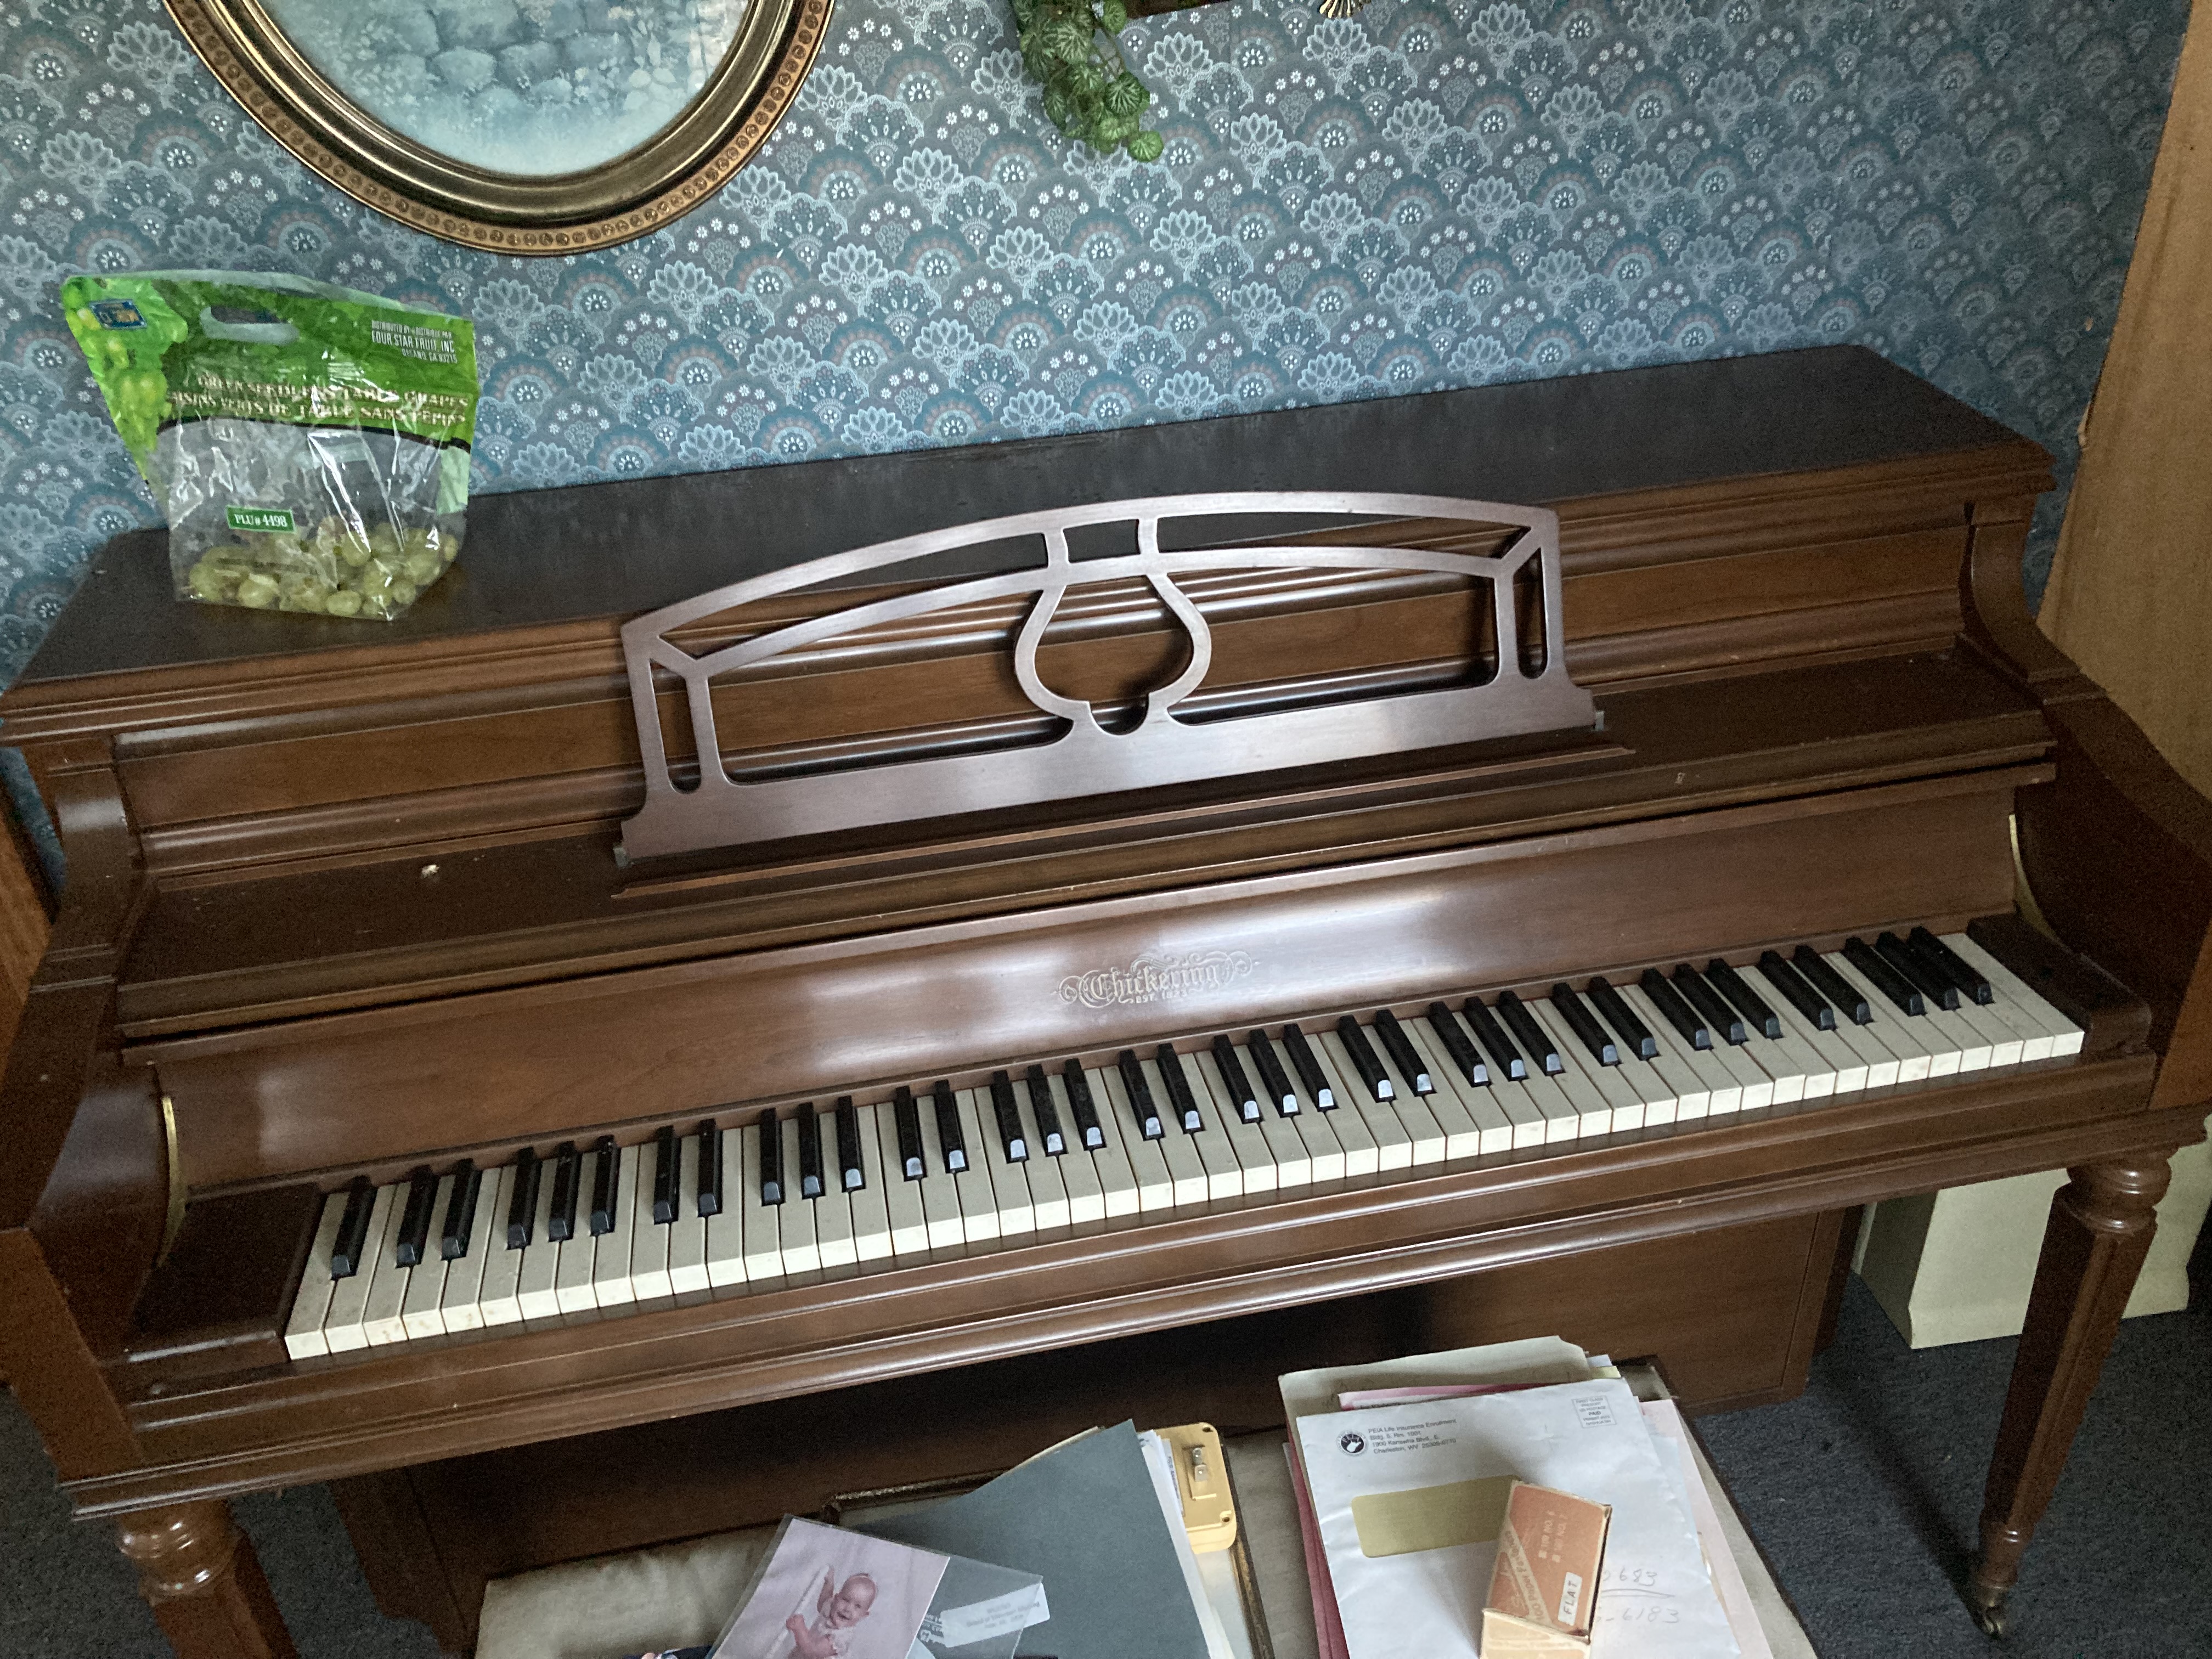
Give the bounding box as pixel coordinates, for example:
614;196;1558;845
1821;998;1902;1089
946;1090;1004;1243
1314;1032;1404;1172
874;1104;933;1255
1950;989;2025;1070
1768;988;1867;1096
740;1118;787;1280
1945;934;2076;1058
361;1190;417;1345
630;1141;674;1300
1620;989;1712;1124
1016;1092;1074;1229
1396;1022;1488;1156
913;1098;971;1246
810;1176;858;1268
1927;995;1994;1073
1593;992;1689;1126
515;1162;565;1321
1822;955;1928;1084
1358;1029;1450;1164
1041;1072;1112;1222
1190;1047;1273;1193
553;1201;600;1314
845;1105;894;1262
399;1175;456;1340
967;1087;1035;1238
475;1167;525;1327
1531;997;1640;1131
775;1115;822;1272
1221;1043;1315;1186
1135;1059;1212;1204
322;1182;398;1353
1744;1006;1828;1102
1158;1056;1244;1198
667;1136;711;1292
436;1170;497;1334
706;1125;749;1285
1707;1027;1775;1110
1282;1063;1346;1181
284;1192;349;1360
1521;1001;1614;1137
1094;1065;1176;1212
592;1145;641;1308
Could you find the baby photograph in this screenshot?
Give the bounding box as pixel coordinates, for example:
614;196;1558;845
710;1518;946;1659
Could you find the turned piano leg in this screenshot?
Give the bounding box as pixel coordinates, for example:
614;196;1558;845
1966;1155;2171;1637
116;1499;298;1659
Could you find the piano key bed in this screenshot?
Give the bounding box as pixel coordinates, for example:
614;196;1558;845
283;930;2083;1359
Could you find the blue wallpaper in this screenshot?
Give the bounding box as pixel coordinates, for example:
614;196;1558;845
0;0;2189;698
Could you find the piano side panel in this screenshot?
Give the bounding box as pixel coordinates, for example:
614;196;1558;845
151;776;2022;1190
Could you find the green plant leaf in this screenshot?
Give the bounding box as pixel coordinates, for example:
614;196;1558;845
1127;128;1164;161
1101;0;1127;30
1104;70;1147;115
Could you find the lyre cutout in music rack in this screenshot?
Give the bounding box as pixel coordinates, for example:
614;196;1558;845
618;491;1598;861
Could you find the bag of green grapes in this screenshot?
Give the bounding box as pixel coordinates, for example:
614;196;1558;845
63;270;478;620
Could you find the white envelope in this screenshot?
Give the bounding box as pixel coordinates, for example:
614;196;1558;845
1296;1380;1740;1659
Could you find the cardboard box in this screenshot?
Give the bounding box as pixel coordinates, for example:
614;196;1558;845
1481;1481;1611;1658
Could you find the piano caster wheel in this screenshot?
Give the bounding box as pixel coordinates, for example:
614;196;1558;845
1968;1592;2010;1640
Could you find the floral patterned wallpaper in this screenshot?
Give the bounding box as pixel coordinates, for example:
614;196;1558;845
0;0;2189;703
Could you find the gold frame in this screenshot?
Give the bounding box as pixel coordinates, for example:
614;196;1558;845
161;0;833;255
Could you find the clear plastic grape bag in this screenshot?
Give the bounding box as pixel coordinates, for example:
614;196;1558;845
63;271;478;621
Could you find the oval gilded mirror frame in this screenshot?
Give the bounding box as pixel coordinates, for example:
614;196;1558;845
162;0;833;254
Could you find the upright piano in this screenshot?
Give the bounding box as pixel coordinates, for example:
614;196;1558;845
2;346;2207;1657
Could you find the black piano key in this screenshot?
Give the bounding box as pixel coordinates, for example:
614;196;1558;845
1373;1009;1434;1094
1335;1015;1395;1101
893;1087;927;1179
1156;1045;1204;1133
506;1147;543;1246
1494;991;1563;1075
1673;965;1748;1045
1639;968;1710;1049
1024;1064;1068;1154
548;1141;580;1242
439;1160;481;1260
394;1165;437;1267
1585;977;1658;1060
1911;926;1994;1005
695;1121;723;1216
651;1125;678;1224
1212;1034;1262;1122
1280;1023;1336;1109
931;1081;968;1171
1795;946;1873;1025
330;1175;375;1278
757;1107;785;1204
1459;997;1528;1081
1246;1028;1301;1115
834;1097;865;1190
1882;929;1960;1011
1549;983;1618;1066
1846;936;1925;1015
1704;959;1783;1040
1758;950;1835;1030
1426;1002;1489;1087
1117;1049;1165;1139
989;1071;1029;1161
588;1136;619;1235
1062;1060;1106;1150
795;1101;825;1200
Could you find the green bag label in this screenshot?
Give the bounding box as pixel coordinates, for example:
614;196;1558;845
60;271;478;493
225;505;296;533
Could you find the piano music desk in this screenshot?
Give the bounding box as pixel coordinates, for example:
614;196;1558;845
1;347;2205;1656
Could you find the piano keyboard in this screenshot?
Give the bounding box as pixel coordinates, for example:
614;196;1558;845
282;931;2080;1358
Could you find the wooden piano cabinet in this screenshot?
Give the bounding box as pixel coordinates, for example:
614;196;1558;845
336;1209;1852;1656
2;351;2210;1659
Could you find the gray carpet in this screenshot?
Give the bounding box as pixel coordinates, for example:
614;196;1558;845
4;1232;2205;1659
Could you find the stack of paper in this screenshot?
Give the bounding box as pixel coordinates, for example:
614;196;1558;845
1279;1341;1744;1659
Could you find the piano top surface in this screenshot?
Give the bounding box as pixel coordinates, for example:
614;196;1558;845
15;345;2040;690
